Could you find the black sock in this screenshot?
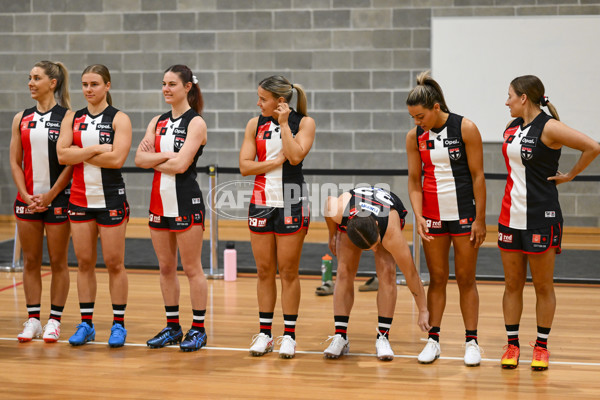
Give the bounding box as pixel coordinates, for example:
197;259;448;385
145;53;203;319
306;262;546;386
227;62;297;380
334;315;349;339
506;324;520;348
165;305;180;329
535;326;551;349
259;312;274;336
428;326;440;342
191;309;206;333
80;302;94;327
27;304;41;320
377;316;393;339
49;304;64;322
283;314;297;340
465;329;478;344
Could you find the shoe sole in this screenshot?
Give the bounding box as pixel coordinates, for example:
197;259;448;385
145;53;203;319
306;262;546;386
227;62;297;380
465;362;480;367
43;338;59;343
109;342;126;348
279;352;295;359
250;346;273;357
418;354;440;364
181;339;207;352
17;337;34;343
502;363;518;369
531;365;548;371
147;338;182;349
324;346;349;359
378;355;394;361
70;336;95;346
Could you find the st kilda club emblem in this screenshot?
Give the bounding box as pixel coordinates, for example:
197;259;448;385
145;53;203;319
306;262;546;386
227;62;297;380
99;131;112;144
521;147;533;160
449;147;462;160
48;130;59;142
174;136;185;150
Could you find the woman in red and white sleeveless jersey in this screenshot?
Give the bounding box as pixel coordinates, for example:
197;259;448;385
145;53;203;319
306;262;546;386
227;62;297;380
10;61;72;343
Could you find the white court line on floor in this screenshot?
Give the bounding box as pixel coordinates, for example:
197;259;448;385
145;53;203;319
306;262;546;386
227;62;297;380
1;337;600;367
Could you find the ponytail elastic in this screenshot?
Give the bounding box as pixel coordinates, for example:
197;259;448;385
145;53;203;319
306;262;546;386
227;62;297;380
540;95;549;107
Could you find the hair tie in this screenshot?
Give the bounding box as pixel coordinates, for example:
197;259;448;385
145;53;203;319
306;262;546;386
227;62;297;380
348;207;359;220
540;95;549;106
290;83;294;90
192;75;198;85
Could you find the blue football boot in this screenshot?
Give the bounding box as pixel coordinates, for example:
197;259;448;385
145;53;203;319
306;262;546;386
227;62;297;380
180;329;207;352
108;324;127;348
147;326;183;348
69;323;96;346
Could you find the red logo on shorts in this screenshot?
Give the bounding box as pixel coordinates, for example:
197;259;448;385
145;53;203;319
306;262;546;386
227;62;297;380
109;210;118;217
499;233;513;243
284;216;293;225
54;208;62;215
459;218;468;225
175;217;182;222
532;234;541;243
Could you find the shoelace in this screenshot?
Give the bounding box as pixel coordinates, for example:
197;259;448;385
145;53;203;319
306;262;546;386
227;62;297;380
502;344;518;359
275;335;294;345
251;333;269;345
321;334;343;345
530;342;550;360
463;341;484;355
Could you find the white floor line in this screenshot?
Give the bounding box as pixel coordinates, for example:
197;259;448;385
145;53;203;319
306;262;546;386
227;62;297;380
2;337;600;366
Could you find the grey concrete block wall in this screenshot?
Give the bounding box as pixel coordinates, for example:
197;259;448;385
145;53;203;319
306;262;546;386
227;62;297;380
1;1;599;225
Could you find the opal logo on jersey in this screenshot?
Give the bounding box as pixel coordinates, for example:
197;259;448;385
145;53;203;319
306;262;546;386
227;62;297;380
520;137;537;146
449;147;462;160
443;138;462;147
174;136;185;150
99;131;112;144
545;211;556;218
96;123;113;131
45;121;61;129
498;232;513;243
173;128;186;135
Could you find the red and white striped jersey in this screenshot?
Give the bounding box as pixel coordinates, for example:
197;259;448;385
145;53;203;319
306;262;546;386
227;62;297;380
150;109;204;217
70;106;126;209
17;105;69;204
416;113;476;221
499;112;562;230
251;110;305;208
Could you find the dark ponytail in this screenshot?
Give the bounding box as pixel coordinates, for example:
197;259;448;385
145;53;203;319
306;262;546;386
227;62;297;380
164;64;204;114
510;75;560;121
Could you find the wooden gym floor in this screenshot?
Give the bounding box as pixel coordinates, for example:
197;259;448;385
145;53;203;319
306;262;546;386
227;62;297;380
1;218;600;398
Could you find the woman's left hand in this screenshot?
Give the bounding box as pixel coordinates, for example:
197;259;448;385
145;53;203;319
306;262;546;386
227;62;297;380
547;170;572;185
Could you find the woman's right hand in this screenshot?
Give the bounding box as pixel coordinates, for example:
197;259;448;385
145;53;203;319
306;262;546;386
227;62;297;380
95;143;113;154
416;215;433;242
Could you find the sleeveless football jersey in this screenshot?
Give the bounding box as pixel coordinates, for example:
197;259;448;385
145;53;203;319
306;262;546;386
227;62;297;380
17;105;70;204
339;187;407;240
499;112;562;230
416;113;476;221
250;110;306;208
149;109;204;217
70;105;126;209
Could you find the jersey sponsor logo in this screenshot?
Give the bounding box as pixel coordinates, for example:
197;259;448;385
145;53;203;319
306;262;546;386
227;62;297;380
150;214;161;223
45;121;61;129
449;147;462;160
443;138;462;147
192;197;202;204
427;219;442;229
249;217;267;227
68;210;85;216
173;127;186;135
78;123;88;131
498;232;513;243
48;129;60;142
353;187;394;207
545;211;556;218
96;123;113;131
27;121;37;129
15;206;33;215
359;202;380;216
505;135;515;144
520;137;537;146
99;131;112;144
532;234;548;244
174;136;185;150
160;127;168;135
504;126;519;140
521;147;533;160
